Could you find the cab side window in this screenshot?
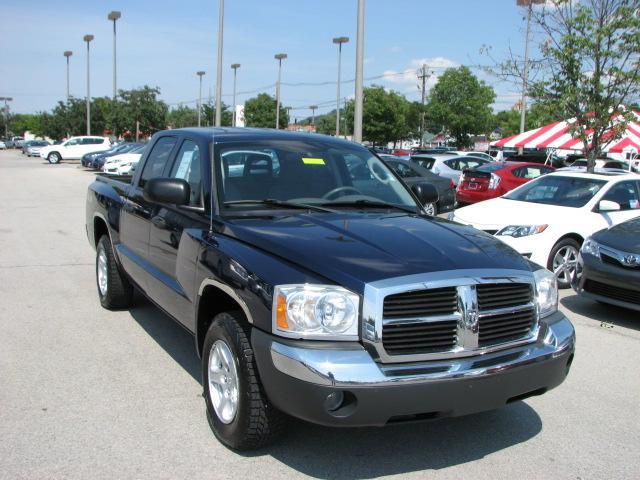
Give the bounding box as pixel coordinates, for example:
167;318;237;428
139;137;177;187
169;140;202;206
601;181;640;211
391;162;417;178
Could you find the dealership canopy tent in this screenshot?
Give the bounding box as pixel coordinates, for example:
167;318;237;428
491;111;640;154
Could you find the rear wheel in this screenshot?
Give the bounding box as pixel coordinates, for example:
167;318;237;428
96;235;133;309
202;311;285;450
47;152;61;164
548;238;581;289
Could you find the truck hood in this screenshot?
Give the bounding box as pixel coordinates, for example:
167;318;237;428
224;212;531;292
454;198;577;230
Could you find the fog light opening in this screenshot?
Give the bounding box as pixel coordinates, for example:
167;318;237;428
325;390;358;418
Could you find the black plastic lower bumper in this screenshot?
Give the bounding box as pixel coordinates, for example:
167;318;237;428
252;314;575;427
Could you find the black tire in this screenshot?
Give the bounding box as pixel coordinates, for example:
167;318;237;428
202;311;285;450
547;237;581;289
96;234;133;309
47;152;61;164
424;202;438;216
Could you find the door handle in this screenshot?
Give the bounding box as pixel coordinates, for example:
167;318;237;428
151;216;167;229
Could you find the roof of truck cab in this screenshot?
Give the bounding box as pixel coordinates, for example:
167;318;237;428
163;127;361;147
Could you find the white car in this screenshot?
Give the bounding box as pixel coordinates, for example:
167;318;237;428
450;171;640;288
102;146;145;175
39;136;111;164
411;154;490;185
0;140;6;150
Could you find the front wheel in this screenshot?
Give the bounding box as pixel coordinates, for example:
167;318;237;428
423;202;438;216
203;311;285;450
47;152;61;164
548;238;581;289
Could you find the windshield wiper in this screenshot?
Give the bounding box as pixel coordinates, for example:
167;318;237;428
223;199;336;213
320;199;418;214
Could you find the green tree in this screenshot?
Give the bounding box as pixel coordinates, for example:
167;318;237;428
9;114;40;136
426;66;496;148
343;86;410;145
512;0;640;171
167;105;198;129
244;93;288;129
115;86;168;137
493;109;522;137
201;102;233;127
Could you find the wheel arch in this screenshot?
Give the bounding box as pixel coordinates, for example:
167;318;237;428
196;280;253;358
547;232;584;268
93;215;110;247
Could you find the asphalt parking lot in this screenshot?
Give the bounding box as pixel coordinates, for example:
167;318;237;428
1;149;639;480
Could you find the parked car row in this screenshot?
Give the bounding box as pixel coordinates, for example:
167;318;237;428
81;142;145;170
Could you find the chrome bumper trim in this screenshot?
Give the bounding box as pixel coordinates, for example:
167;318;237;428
270;313;574;387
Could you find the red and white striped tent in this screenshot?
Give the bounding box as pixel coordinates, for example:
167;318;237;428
491;111;640;154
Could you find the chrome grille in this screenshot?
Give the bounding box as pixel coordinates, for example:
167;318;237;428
372;276;538;361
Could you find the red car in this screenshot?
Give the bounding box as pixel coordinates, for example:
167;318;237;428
456;161;555;204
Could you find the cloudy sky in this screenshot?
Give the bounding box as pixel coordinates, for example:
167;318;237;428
0;0;545;120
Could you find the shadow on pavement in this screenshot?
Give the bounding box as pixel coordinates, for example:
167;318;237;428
128;293;201;384
561;293;639;331
257;403;541;479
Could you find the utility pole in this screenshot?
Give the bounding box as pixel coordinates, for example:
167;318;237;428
215;0;224;127
107;11;121;100
63;51;72;100
274;53;287;129
353;0;365;143
0;97;12;140
417;64;433;148
231;63;240;127
310;105;317;130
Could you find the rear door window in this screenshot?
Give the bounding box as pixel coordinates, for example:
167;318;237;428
139;136;178;187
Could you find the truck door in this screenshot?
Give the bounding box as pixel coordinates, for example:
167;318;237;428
147;138;208;328
119;136;179;292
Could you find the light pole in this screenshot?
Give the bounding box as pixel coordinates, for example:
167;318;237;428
516;0;544;154
310;105;317;131
63;51;72;100
197;71;206;127
231;63;240;127
107;11;121;100
215;0;224;127
333;36;349;137
354;0;365;143
274;53;287;129
0;97;12;140
83;34;94;136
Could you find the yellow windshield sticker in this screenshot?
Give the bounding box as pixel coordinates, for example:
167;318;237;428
302;157;326;165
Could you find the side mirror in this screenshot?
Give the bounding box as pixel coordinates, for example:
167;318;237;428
411;182;439;206
144;178;190;205
597;200;621;212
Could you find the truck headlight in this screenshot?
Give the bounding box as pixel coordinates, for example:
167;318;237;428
581;237;600;259
534;269;558;319
497;224;548;238
273;285;359;340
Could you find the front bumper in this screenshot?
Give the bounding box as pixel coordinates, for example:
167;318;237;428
573;253;640;312
252;312;575;427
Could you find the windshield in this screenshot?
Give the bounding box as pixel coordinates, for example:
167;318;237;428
504;175;606;208
474;163;505;173
216;140;418;212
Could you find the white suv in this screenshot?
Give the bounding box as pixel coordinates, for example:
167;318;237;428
40;136;111;164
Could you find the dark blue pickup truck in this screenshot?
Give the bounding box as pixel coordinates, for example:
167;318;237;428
86;128;575;450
